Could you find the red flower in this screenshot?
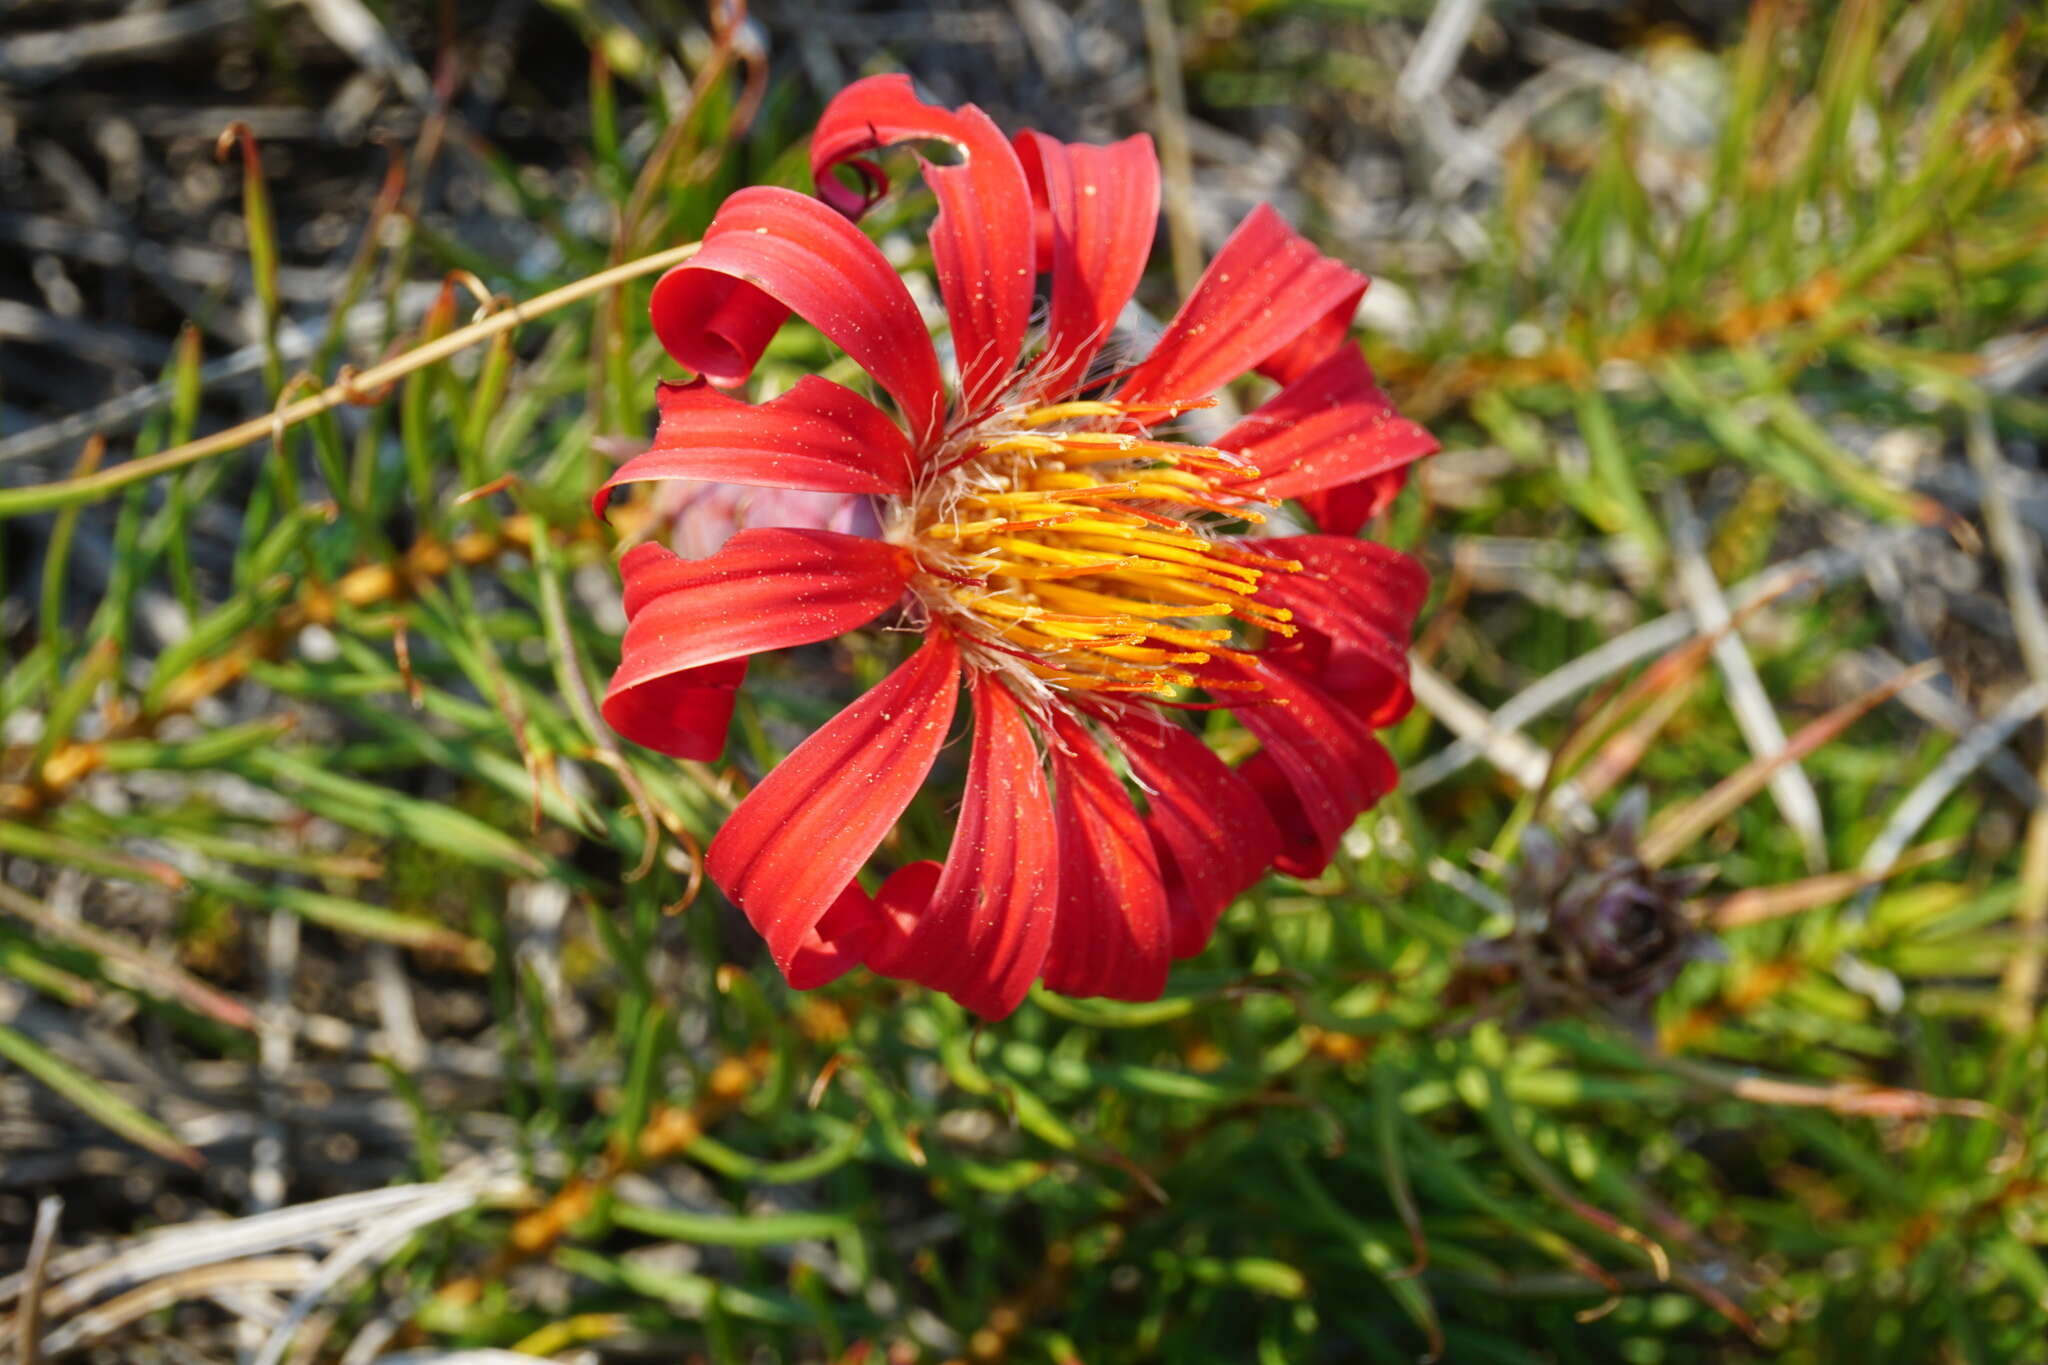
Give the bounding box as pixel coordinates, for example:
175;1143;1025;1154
599;75;1437;1017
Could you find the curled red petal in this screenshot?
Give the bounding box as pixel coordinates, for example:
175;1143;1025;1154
1118;203;1367;410
865;673;1057;1018
650;186;946;448
1217;347;1437;510
596;377;913;519
602;655;746;762
1013;130;1161;400
706;632;961;978
645;280;790;403
1039;713;1171;1002
1205;655;1397;879
813;75;1035;413
1104;711;1281;960
783;880;886;990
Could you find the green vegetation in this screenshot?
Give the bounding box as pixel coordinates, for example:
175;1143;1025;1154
1;1;2045;1360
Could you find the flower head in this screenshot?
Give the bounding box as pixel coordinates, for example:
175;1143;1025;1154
598;75;1437;1017
1451;793;1721;1039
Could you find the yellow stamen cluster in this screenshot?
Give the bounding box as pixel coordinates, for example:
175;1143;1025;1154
901;400;1299;698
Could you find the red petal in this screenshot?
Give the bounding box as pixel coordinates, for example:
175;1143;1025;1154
1217;347;1436;508
1236;750;1331;879
706;632;961;977
1105;711;1281;959
1257;285;1364;388
1280;535;1429;641
783;880;886;990
602;655;746;762
1205;656;1396;878
1013;131;1161;400
1039;713;1172;1001
607;527;910;678
813;75;1035;414
597;377;913;518
870;859;943;952
865;673;1057;1018
645;276;790;402
650;187;947;449
603;531;910;759
1118;204;1366;410
1295;473;1410;537
1255;535;1426;728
